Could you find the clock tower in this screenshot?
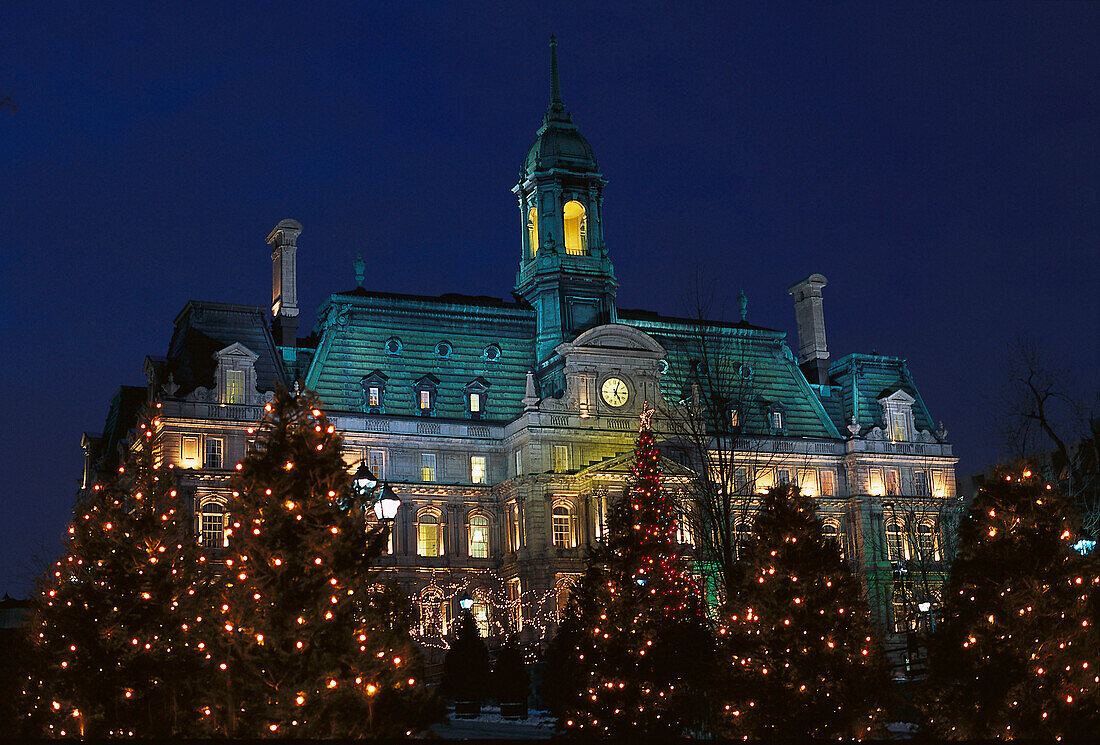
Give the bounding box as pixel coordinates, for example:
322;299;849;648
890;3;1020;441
514;37;618;364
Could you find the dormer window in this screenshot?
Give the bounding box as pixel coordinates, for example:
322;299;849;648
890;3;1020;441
483;344;501;362
765;402;788;434
563;200;588;255
414;375;439;416
464;378;490;420
213;343;259;406
435;341;452;359
361;371;389;414
771;411;784;430
384;337;402;355
878;389;917;443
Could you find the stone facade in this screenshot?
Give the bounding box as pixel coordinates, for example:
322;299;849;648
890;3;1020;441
80;41;958;662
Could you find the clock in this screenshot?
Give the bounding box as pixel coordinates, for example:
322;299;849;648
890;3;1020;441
600;377;630;408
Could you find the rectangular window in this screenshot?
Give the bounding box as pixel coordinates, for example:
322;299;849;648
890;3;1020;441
472;600;490;637
868;467;884;496
469;392;481;413
182;435;199;465
471;456;487;484
205;437;223;469
819;469;836;497
931;470;947;499
734;467;749;492
756;467;775;493
200;507;225;548
771;411;784;430
368;386;380;407
419;390;431;410
799;469;818;495
913;469;929;496
552;505;572;548
368;448;386;480
594;491;608;540
508;503;520;552
417;518;440;557
885;469;900;496
514;449;522;477
552;445;570;473
507;577;523;631
420;453;436;482
226;370;244;404
891;412;907;442
777;468;791;485
469;516;490;558
729;408;739;428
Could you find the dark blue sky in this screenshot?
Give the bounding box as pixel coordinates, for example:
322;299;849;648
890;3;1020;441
2;2;1097;595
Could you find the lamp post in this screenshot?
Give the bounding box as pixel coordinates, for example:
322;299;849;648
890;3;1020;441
354;463;401;558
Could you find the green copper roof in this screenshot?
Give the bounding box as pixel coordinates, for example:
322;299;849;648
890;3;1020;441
522;37;599;178
828;353;938;436
305;290;535;419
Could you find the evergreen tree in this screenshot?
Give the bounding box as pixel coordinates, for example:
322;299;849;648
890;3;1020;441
493;635;529;705
441;611;491;704
719;483;890;739
545;406;716;737
204;385;440;737
923;466;1099;739
23;407;211;737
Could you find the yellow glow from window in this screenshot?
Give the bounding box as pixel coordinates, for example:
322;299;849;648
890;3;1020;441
528;208;539;257
563;200;587;255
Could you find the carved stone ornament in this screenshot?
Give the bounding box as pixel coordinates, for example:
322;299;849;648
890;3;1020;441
866;426;886;441
847;415;861;437
161;373;180;397
935;421;949;441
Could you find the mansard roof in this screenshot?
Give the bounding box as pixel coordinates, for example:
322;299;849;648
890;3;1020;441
827;353;937;437
164;301;287;397
305;290;535;419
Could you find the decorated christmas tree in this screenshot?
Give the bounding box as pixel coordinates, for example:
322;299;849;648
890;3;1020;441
923;466;1099;739
441;610;491;706
545;403;716;737
719;483;890;739
23;406;211;737
204;385;440;737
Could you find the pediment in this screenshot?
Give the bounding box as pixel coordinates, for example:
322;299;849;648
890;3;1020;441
214;342;259;362
558;323;666;355
877;388;915;406
579;448;696;478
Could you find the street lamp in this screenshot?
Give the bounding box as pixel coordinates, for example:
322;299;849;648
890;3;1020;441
458;591;474;612
374;483;401;523
353;462;400;524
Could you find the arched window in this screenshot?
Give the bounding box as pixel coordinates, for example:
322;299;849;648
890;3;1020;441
528;207;539;257
418;587;448;637
555;574;580;621
734;520;753;559
885;520;908;561
916;522;939;561
822;520;845;561
199;501;227;548
552;503;575;548
417;511;443;557
468;514;490;558
562;200;588;255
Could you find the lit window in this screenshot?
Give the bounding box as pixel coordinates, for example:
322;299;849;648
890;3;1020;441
729;408;740;428
734;521;754;559
552;445;570;473
798;469;818;495
777;469;791;486
182;436;199;466
885;469;900;496
885;521;908;561
916;522;938;560
514;449;522;477
417;513;442;557
552;504;574;548
225;370;244;404
368;449;386;480
199;502;226;548
419;390;431;411
527;208;539;257
368;387;380;407
819;469;836;496
771;411;784;430
205;438;223;470
418;588;448;636
562;200;588;255
468;514;489;558
507;577;523;631
675;505;694;546
420;453;436;483
507;503;521;552
868;468;884;496
891;412;908;442
822;520;844;560
555;574;579;620
471;456;487;485
472;596;491;637
913;470;929;496
469;392;481;413
931;470;946;499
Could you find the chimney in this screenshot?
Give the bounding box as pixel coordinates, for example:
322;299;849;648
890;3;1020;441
787;273;830;384
267;219;302;347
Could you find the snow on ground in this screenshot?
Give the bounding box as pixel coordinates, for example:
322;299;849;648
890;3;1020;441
430;706;557;740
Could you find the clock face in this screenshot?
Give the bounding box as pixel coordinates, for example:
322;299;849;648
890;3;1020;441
601;377;630;408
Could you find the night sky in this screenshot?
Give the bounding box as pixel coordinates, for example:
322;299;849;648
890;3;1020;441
2;2;1097;596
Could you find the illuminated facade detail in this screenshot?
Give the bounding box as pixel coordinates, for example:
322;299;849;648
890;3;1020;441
80;37;956;664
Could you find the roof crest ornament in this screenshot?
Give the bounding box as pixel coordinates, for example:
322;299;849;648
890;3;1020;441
354;255;365;287
738;289;748;322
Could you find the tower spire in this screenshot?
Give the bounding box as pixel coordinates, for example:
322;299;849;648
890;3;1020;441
550;35;562;104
